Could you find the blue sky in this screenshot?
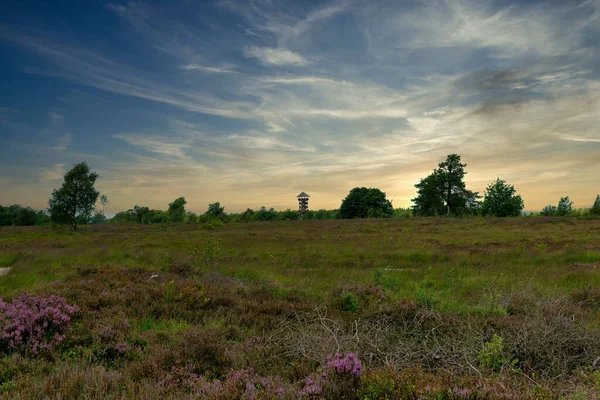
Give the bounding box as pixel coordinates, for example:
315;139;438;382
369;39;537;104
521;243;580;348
1;0;599;213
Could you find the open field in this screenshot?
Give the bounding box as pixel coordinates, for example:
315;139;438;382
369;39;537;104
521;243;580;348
0;218;599;399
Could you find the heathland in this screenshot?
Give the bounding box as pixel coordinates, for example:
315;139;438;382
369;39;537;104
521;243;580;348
0;217;599;399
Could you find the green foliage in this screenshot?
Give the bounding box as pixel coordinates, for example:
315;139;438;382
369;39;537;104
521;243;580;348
590;195;600;216
48;162;100;231
202;218;224;230
540;205;557;216
341;291;360;312
168;197;187;222
415;285;438;309
90;212;106;224
393;207;412;218
478;334;507;371
541;196;574;216
34;210;50;226
359;369;416;400
133;205;150;223
14;207;37;226
373;269;400;291
256;206;277;221
412;154;480;216
191;238;222;268
206;202;225;219
0;205;21;226
184;212;199;223
280;209;299;220
557;196;573;216
481;178;524;217
339;187;394;219
0;205;50;226
111;206;168;224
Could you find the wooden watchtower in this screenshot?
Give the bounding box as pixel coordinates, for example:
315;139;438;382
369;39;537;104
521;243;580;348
297;192;310;218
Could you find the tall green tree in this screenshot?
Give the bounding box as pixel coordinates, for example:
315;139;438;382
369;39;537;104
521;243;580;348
339;187;393;219
412;154;479;216
48;162;100;231
481;178;524;217
168;197;187;222
590;195;600;216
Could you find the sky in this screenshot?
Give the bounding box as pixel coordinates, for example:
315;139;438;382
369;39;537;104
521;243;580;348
0;0;599;213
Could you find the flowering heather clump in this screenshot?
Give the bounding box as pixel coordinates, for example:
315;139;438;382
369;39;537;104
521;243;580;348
301;371;329;397
157;364;208;392
327;352;363;377
157;366;290;399
120;318;132;330
115;342;129;354
218;369;288;399
0;293;79;355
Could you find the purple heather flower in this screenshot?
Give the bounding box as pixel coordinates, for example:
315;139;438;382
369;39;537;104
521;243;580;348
327;352;363;377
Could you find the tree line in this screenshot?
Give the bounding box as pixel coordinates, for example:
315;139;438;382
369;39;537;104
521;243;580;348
1;157;599;228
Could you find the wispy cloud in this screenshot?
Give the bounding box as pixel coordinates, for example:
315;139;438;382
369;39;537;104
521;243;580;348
112;133;192;159
52;133;72;152
244;46;308;66
226;133;316;152
49;111;64;124
40;163;65;181
558;134;600;143
180;64;238;74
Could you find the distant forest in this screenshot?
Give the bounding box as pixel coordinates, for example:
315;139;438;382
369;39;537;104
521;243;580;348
2;155;599;228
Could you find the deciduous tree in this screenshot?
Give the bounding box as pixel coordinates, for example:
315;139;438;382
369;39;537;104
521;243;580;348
207;202;225;219
339;187;393;219
48;162;100;231
481;178;524;217
168;197;187;222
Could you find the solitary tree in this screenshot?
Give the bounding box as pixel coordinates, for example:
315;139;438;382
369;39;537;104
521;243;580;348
481;178;524;217
339;187;393;219
48;162;100;231
590;195;600;216
412;154;479;216
168;197;187;222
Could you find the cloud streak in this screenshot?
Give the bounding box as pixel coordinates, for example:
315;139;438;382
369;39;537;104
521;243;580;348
244;46;308;66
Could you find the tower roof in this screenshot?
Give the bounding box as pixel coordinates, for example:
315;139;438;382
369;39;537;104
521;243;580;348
297;192;310;198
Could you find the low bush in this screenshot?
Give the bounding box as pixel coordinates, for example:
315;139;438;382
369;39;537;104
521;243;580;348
0;293;79;355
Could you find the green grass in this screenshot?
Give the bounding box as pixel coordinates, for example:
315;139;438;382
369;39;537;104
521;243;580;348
2;218;599;305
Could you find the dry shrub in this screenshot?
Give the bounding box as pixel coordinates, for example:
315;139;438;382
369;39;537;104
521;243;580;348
37;363;126;400
257;296;600;384
127;345;178;382
358;301;480;371
570;287;600;310
166;259;193;276
176;327;235;377
504;292;540;316
496;298;600;379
